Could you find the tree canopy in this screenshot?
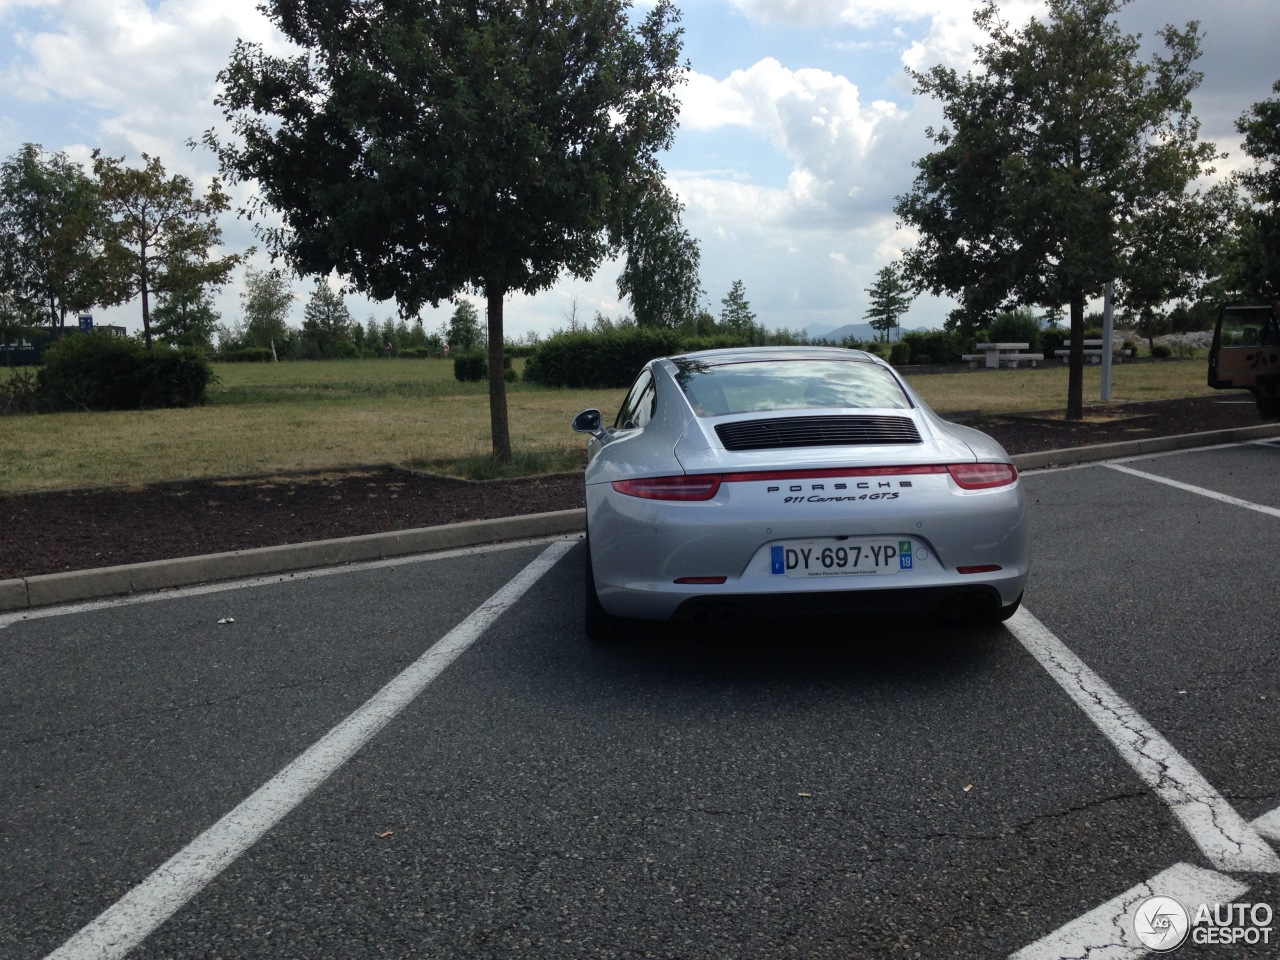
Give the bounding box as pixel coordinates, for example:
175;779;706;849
1227;79;1280;304
0;144;103;330
302;281;355;358
719;279;757;338
617;185;702;328
444;301;484;353
894;0;1228;418
93;152;242;349
863;264;913;342
238;266;294;352
206;0;688;459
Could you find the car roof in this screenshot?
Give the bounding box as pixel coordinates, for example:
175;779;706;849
665;345;884;366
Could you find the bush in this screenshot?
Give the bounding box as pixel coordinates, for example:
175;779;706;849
1150;343;1172;359
453;352;514;382
0;368;41;415
889;342;912;365
36;333;215;411
134;348;218;408
453;352;487;381
859;341;889;359
987;309;1042;352
397;347;431;359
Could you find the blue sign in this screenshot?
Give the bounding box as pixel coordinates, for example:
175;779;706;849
78;315;93;332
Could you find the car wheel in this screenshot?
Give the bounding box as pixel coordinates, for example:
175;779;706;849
991;591;1023;623
583;534;626;642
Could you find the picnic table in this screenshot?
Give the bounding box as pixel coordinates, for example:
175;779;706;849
1054;339;1135;364
962;342;1045;369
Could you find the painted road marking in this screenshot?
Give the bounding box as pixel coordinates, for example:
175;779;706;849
1006;608;1280;874
43;538;577;960
1009;861;1250;960
1104;462;1280;519
0;536;568;630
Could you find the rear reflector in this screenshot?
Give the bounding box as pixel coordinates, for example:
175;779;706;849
612;462;1016;499
946;463;1018;489
612;475;722;501
957;565;1003;574
720;465;947;483
674;576;727;585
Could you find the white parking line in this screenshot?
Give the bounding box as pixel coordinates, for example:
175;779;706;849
1009;862;1249;960
1006;608;1280;874
1104;462;1280;518
0;537;567;630
43;538;577;960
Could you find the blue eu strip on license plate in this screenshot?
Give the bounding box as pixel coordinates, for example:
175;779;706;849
771;545;786;575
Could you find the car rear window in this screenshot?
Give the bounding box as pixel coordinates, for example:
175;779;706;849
674;359;911;416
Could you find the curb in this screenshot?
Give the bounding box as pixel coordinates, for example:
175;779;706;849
1008;422;1280;470
2;509;584;614
3;423;1278;614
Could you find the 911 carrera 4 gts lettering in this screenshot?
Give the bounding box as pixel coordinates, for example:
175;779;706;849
783;492;901;503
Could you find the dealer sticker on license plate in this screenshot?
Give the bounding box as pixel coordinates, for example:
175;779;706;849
771;540;913;578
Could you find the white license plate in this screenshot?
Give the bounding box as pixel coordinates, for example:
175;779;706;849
771;539;913;578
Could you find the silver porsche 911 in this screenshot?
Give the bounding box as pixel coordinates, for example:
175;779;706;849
571;346;1029;639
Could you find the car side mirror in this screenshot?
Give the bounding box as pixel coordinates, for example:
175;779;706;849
571;409;604;434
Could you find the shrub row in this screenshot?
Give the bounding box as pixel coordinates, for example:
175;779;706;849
523;328;753;389
11;332;216;414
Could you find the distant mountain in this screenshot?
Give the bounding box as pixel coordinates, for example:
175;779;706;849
803;322;930;343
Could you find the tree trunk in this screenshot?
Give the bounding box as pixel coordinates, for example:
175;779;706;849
140;248;153;350
1067;292;1085;420
486;285;512;463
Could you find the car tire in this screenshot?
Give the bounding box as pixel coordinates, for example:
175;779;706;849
584;534;626;642
991;591;1023;623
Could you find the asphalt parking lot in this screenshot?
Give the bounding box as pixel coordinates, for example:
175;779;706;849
3;438;1278;959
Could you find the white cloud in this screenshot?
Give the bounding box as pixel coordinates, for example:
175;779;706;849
6;0;284;172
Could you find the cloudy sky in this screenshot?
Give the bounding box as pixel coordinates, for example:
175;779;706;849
1;0;1277;341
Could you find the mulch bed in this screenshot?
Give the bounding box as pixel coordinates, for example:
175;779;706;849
4;395;1269;580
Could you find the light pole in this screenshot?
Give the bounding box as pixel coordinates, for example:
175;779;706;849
1101;279;1115;402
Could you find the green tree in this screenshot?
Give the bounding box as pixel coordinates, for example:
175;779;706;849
617;185;703;328
719;279;758;339
0;144;104;330
301;281;354;358
240;267;294;353
863;264;914;342
93;152;243;349
895;0;1226;419
152;282;220;351
444;301;484;353
205;0;687;461
1227;79;1280;304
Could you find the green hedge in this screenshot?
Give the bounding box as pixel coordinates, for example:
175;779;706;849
899;329;967;365
36;333;215;411
523;328;755;389
222;346;275;363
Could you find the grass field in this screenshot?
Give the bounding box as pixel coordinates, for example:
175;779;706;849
0;355;1221;495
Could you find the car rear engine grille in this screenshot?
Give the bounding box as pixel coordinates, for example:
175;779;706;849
715;415;922;451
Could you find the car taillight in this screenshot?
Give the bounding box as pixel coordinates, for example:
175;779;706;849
612;475;722;501
947;463;1018;490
